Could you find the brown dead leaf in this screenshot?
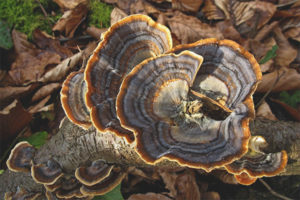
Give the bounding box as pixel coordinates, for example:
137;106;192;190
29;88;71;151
0;85;33;108
212;170;238;185
110;7;128;25
216;20;243;44
52;3;88;38
175;171;201;200
172;0;203;13
130;0;161;15
167;11;223;44
202;192;220;200
12;29;36;55
257;68;300;92
246;37;276;61
282;17;300;42
202;0;225;20
159;170;178;197
128;193;172;200
86;26;108;40
31;83;61;102
284;27;300;42
260;59;274;73
274;27;297;67
33;29;73;59
9;51;61;85
271;98;300;122
0;100;32;155
216;0;276;36
256;101;278;121
53;0;87;10
28;95;51;114
38;42;96;83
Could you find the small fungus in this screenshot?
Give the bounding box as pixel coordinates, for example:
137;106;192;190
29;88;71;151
61;69;91;129
55;177;86;199
31;159;64;185
6;141;36;173
117;39;261;171
75;159;114;186
225;136;288;179
80;166;126;196
5;187;40;200
234;172;257;185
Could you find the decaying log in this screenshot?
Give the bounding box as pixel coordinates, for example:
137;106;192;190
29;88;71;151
1;117;300;198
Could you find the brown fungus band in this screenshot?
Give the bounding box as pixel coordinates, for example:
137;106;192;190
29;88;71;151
61;69;91;129
117;39;261;171
84;14;172;143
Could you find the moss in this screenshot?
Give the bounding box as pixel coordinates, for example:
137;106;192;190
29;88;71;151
0;0;61;38
88;0;113;28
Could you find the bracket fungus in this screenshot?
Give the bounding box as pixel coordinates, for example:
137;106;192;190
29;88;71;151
31;159;64;185
225;136;288;183
5;187;40;200
6;141;36;173
116;38;262;171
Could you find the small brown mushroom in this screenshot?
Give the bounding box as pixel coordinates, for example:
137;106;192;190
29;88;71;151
5;187;40;200
80;166;126;196
117;38;261;171
225;136;288;178
61;69;91;129
75;160;114;186
31;159;64;185
6;141;35;173
84;14;172;143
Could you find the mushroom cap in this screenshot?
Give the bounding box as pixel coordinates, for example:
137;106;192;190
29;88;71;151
75;160;114;186
55;177;86;199
31;159;63;185
84;14;172;143
44;178;62;192
6;141;35;173
61;69;91;129
234;172;257;185
80;166;126;196
116;44;260;171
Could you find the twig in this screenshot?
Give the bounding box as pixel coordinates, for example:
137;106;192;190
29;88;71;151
255;70;285;108
259;179;293;200
59;35;93;42
35;0;54;24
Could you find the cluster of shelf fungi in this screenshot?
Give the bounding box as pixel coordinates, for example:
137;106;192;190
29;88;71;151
5;15;288;199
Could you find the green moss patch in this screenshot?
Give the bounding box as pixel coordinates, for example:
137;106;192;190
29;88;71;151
88;0;113;28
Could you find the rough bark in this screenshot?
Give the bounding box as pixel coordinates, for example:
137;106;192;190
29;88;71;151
1;117;300;198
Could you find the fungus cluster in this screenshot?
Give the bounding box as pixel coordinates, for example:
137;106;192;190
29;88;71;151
6;14;289;199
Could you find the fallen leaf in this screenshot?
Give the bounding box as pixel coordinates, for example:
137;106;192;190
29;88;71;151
202;192;220;200
212;170;238;185
53;0;87;10
273;26;297;67
28;95;51;114
128;193;172;200
271;98;300;122
129;0;161;15
167;11;223;44
246;37;276;61
32;29;73;59
0;85;33;108
159;170;178;197
9;51;61;85
260;59;274;73
110;7;128;25
86;26;108;40
216;20;243;43
11;29;36;55
257;68;300;92
284;27;300;42
202;0;225;20
256;101;278;121
52;3;88;38
38;42;96;83
31;83;61;102
0;100;32;156
175;171;201;200
172;0;203;13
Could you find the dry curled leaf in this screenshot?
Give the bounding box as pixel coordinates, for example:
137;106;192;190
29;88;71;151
32;29;73;59
158;170;178;197
167;11;223;44
11;29;36;55
172;0;203;13
257;68;300;92
202;192;220;200
128;193;172;200
175;171;201;200
273;26;297;67
28;95;51;114
86;26;108;40
110;7;128;25
31;83;61;102
52;3;88;38
53;0;87;10
202;0;225;20
271;98;300;122
0;85;33;108
256;101;278;121
216;20;243;43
